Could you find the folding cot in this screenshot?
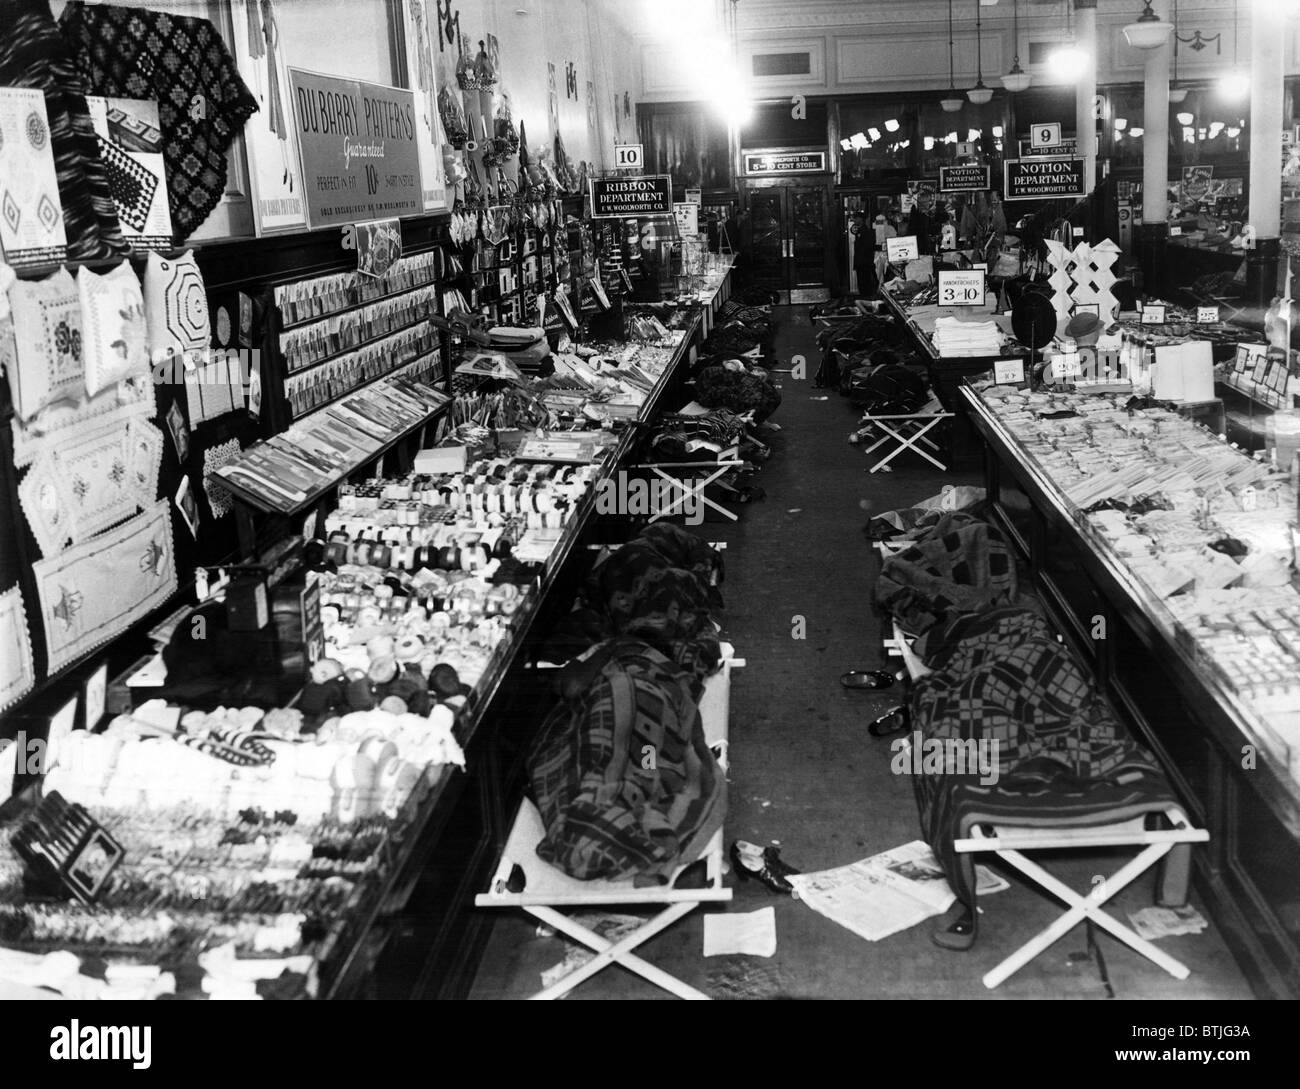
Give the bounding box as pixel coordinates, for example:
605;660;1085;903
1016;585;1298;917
475;652;742;1000
889;619;1209;990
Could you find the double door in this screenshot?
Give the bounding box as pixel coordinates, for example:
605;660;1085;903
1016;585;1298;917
742;180;831;303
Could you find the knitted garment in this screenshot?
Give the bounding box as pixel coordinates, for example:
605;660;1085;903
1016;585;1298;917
0;0;128;261
59;1;258;242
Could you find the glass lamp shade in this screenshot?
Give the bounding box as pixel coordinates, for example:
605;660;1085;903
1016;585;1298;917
967;82;994;105
1123;19;1172;50
1168;86;1188;104
1002;66;1032;92
940;95;965;112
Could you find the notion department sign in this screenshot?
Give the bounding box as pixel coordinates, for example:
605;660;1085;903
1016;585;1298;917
939;164;991;193
289;69;422;229
743;150;827;176
589;175;674;217
1003;157;1087;201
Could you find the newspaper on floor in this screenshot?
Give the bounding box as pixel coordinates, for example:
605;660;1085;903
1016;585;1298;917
788;840;1004;943
1127;905;1208;941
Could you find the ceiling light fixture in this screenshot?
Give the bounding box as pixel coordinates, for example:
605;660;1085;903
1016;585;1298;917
941;0;965;111
1176;110;1194;126
968;0;994;103
1002;0;1032;92
1123;1;1173;50
1217;0;1248;100
885;118;900;132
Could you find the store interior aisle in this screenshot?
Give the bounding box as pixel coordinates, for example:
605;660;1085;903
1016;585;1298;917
467;307;1254;1000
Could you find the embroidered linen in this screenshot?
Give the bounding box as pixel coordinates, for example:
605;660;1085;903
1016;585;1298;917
34;499;177;673
0;0;129;262
144;249;209;362
18;416;163;555
5;267;85;420
0;585;36;711
58;1;259;241
12;372;154;468
78;261;148;397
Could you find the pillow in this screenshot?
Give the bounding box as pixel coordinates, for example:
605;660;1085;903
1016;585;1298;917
144;249;210;365
78;261;148;397
6;267;87;421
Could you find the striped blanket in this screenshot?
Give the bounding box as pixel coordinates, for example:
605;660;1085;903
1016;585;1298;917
528;638;726;883
909;606;1184;911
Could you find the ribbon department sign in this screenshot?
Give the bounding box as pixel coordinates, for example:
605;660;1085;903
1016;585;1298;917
289;69;422;229
1003;157;1087;201
589;175;674;217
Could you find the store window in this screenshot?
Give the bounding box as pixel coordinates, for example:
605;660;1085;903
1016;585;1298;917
1166;87;1248;168
641;108;731;193
838;102;913;183
916;98;1007;179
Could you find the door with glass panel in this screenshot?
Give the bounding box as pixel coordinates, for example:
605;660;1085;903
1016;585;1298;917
742;182;831;303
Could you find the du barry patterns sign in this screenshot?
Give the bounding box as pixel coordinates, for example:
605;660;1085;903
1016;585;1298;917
289;69;422;229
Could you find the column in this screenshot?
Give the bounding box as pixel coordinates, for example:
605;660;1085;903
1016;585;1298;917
1140;0;1172;294
1248;1;1286;312
1075;0;1098;195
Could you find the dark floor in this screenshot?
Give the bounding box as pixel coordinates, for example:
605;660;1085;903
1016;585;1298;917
467;307;1255;1000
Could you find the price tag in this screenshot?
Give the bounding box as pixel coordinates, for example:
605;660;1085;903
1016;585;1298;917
886;235;919;262
1141;303;1167;324
937;268;986;306
1197;306;1220;324
1052;352;1082;379
994;358;1025;385
1169;226;1183;237
1241;485;1258;512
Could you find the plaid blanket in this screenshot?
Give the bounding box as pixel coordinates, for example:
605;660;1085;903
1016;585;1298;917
909;607;1181;909
528;638;726;883
876;512;1019;634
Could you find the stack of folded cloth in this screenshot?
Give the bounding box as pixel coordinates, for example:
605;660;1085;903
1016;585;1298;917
930;317;1003;358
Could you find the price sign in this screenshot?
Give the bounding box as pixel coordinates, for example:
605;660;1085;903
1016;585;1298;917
937;268;986;307
886;235;919;262
1052;351;1083;380
1169;226;1183;237
615;143;644;170
684;188;702;204
1197;306;1220;324
1141;304;1167;324
994;358;1026;385
673;201;699;235
1030;122;1063;149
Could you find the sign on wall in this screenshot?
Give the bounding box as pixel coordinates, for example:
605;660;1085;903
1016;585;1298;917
1003;157;1087;201
589;175;673;217
939;164;991;193
1019;136;1078;159
289;69;423;229
1030;122;1063;149
615;143;644;170
743;150;827;176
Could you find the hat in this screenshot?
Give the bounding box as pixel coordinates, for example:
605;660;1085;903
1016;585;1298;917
1065;311;1102;345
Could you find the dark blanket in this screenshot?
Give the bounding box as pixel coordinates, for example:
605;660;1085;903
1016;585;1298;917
876;511;1018;634
908;607;1184;910
528;638;727;883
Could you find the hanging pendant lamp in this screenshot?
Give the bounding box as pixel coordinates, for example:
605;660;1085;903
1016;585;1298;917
941;0;964;111
1123;1;1173;51
1002;0;1032;92
968;0;994;104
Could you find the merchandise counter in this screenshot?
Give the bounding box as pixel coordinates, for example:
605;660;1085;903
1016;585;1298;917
0;265;730;999
962;381;1300;999
879;288;1029;470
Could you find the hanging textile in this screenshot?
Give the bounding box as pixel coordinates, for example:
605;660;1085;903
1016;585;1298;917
58;1;259;241
0;0;128;262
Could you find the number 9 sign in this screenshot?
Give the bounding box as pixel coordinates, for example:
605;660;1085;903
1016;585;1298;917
1030;122;1062;149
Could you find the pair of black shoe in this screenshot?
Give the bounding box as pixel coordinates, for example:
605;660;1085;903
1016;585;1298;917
730;841;800;895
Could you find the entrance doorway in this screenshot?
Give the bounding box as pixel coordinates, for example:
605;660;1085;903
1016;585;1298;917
741;180;832;303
